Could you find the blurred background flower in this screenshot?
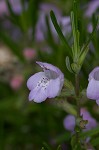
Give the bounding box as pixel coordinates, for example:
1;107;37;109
63;108;97;132
9;74;24;90
63;115;75;132
23;48;36;60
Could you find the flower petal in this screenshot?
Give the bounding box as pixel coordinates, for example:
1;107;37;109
86;117;97;130
80;108;91;120
29;87;48;103
63;115;75;131
88;67;99;81
44;69;58;79
87;78;99;100
36;61;64;77
36;61;64;88
46;78;61;98
27;72;45;90
96;99;99;105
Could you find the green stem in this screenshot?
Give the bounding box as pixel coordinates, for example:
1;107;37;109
75;73;81;143
75;73;80;117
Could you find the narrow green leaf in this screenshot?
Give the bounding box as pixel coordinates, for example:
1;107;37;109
27;0;39;39
50;11;72;56
66;56;74;73
71;12;77;59
76;30;80;53
5;0;23;30
78;46;89;66
27;0;39;27
5;15;22;29
73;0;78;30
45;15;57;50
45;15;54;41
71;11;80;61
19;12;27;32
77;18;98;68
5;0;24;31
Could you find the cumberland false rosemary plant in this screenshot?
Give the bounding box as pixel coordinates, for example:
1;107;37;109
27;0;99;149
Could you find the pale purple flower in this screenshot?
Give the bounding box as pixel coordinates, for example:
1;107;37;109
0;0;23;17
9;0;22;14
63;115;75;131
27;61;64;103
60;16;71;36
87;22;99;34
0;1;8;16
35;3;71;42
87;23;93;33
63;108;97;132
81;108;97;130
35;3;61;41
87;67;99;105
85;0;99;17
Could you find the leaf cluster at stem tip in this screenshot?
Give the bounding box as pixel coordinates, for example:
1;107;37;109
50;0;99;74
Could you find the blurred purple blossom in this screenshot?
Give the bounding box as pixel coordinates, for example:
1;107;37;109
9;0;22;14
0;0;8;16
0;0;22;16
35;3;71;42
63;108;97;132
87;21;99;33
87;67;99;105
80;108;97;130
35;3;61;41
85;0;99;17
87;23;93;33
60;16;71;36
27;61;64;103
63;115;75;131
